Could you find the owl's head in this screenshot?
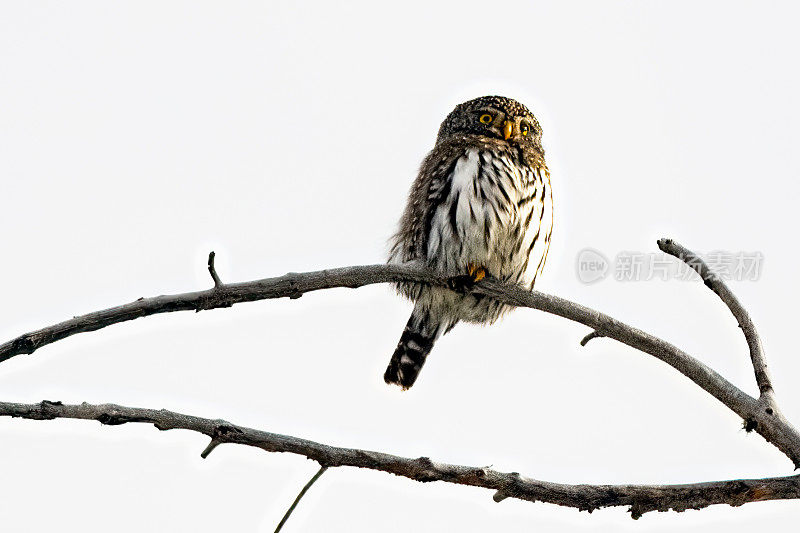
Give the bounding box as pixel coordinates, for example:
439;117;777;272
436;95;543;153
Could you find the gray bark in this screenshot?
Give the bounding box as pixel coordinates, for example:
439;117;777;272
1;239;798;518
2;400;798;519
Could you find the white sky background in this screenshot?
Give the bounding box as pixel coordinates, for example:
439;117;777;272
1;1;799;530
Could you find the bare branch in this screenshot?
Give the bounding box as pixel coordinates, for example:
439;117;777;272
657;238;773;398
2;400;798;519
207;251;223;288
274;466;328;533
201;438;221;459
2;241;798;517
1;246;799;465
0;264;445;363
580;330;605;346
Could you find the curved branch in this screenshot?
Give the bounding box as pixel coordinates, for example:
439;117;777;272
1;241;798;465
0;264;445;363
657;238;772;397
2;400;798;519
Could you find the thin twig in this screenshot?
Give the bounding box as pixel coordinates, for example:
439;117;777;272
201;438;221;458
580;330;605;346
1;245;799;465
274;466;329;533
2;400;799;519
657;238;773;397
207;251;223;288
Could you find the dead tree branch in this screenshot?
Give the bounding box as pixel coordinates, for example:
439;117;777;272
657;238;773;398
0;262;445;364
1;400;798;519
274;465;328;533
1;238;798;517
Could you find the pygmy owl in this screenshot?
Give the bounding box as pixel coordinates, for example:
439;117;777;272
386;95;553;389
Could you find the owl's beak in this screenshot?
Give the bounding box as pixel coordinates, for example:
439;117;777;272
503;120;513;140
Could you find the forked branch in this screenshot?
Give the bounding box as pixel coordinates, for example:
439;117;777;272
1;239;798;518
656;238;773;398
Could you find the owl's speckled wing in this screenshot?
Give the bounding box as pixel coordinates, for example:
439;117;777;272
389;140;465;264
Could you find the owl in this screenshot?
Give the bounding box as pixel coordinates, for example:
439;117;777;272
385;95;553;389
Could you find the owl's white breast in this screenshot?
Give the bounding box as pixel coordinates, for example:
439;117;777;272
426;147;550;285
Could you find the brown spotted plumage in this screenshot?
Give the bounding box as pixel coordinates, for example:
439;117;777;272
386;96;553;389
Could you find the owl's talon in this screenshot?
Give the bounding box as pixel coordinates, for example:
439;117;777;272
447;274;475;293
467;264;487;282
448;265;488;293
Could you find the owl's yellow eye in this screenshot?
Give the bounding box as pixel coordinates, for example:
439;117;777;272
521;124;530;136
479;114;493;124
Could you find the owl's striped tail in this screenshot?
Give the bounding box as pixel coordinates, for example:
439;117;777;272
384;306;454;389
